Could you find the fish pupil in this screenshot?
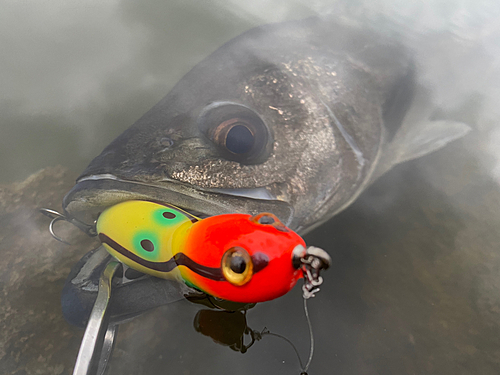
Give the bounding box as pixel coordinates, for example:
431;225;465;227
230;255;246;274
225;124;254;154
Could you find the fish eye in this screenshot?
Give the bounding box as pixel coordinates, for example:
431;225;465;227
221;247;253;286
198;102;273;164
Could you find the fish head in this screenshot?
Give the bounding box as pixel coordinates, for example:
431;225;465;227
63;19;414;234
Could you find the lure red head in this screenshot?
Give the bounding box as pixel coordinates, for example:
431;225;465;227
96;200;306;303
180;212;305;303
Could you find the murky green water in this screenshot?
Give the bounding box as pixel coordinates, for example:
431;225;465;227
2;1;500;374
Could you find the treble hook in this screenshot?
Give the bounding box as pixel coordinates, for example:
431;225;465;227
40;208;72;245
40;208;97;245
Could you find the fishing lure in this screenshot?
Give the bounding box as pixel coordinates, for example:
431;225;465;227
96;200;330;303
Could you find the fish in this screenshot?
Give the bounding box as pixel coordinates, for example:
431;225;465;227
61;17;470;235
96;200;317;303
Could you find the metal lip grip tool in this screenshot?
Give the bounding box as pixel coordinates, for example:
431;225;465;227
72;261;122;375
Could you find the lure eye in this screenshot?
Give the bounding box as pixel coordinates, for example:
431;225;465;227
198;102;273;164
221;247;253;286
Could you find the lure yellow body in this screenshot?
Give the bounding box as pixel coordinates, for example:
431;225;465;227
97;201;196;281
96;200;306;303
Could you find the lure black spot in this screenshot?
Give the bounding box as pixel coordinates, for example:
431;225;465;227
258;215;275;225
251;252;269;272
162;211;176;219
140;239;155;252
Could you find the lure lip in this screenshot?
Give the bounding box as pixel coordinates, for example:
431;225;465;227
62;175;294;235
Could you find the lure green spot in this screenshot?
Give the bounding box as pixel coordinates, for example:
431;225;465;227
152;208;182;226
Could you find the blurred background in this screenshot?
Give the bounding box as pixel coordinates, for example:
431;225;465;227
1;0;500;374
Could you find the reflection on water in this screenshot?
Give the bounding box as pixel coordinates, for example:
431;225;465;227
2;0;500;374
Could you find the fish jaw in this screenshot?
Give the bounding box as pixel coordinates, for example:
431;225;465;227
62;174;294;233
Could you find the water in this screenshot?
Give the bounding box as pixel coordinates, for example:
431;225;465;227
2;1;500;374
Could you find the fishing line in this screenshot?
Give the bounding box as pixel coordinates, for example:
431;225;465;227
302;297;314;373
261;330;306;370
260;297;315;374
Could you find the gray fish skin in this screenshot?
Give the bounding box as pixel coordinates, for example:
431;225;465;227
63;17;469;234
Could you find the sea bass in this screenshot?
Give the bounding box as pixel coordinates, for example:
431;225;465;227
62;18;469;234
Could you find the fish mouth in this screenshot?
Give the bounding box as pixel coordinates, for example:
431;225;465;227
62;174;294;232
